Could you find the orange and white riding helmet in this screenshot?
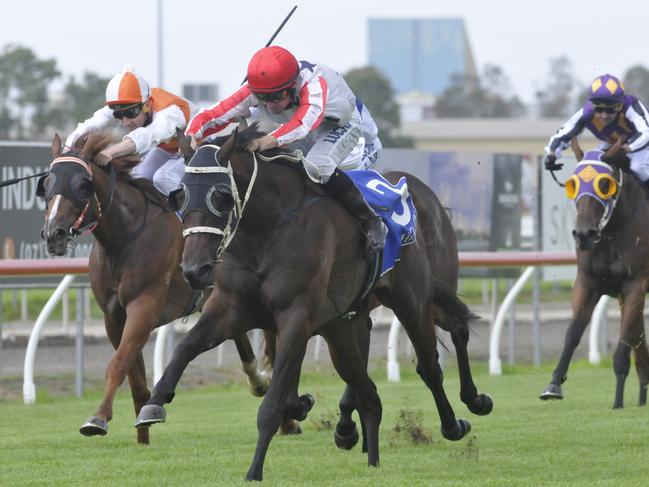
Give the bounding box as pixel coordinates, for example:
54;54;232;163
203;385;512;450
105;66;150;106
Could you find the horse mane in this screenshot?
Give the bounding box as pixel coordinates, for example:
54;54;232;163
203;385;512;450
71;132;170;209
206;122;291;159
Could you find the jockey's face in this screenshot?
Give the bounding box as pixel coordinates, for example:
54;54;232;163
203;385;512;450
593;104;621;126
111;102;149;131
261;91;292;114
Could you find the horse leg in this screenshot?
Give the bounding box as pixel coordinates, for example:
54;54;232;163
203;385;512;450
613;287;646;409
245;330;302;435
335;316;371;451
447;317;493;416
234;334;270;397
135;303;231;427
127;352;151;444
633;338;649;406
81;293;162;437
246;318;311;482
540;279;600;400
394;299;470;441
322;319;381;467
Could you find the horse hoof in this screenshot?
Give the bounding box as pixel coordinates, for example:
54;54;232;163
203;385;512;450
441;419;471;441
296;394;315;421
467;394;493;416
334;421;359;450
279;419;302;435
135;405;166;428
247;371;270;397
79;416;108;436
539;384;563;400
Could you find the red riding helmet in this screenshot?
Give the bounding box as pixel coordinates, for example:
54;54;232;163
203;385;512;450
247;46;299;94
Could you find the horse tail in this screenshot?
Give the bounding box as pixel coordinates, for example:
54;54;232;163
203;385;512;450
429;276;478;332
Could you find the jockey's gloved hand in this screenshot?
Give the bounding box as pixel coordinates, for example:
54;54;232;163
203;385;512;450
544;154;563;171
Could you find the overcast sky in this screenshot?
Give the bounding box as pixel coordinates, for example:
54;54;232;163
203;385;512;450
2;0;647;104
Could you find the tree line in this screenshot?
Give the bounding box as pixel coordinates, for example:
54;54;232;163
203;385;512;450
3;44;649;148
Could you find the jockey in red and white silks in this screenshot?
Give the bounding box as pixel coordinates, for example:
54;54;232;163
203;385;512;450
187;45;387;252
186;55;381;182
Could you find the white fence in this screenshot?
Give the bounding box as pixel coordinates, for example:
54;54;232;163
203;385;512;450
0;252;590;403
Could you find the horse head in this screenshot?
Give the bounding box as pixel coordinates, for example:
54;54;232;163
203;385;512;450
38;132;139;255
170;129;240;289
565;148;626;250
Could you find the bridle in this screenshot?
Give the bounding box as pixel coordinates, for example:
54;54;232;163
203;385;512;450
176;145;259;260
40;154;116;246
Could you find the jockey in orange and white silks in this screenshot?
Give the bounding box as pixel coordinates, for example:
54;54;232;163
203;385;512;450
186;45;387;253
544;73;649;184
65;66;197;196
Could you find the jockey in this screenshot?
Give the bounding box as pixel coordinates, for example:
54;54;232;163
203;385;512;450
65;66;197;196
544;73;649;185
185;46;387;253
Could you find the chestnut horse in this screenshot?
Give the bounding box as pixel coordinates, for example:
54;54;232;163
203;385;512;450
540;142;649;407
136;125;493;480
38;133;270;444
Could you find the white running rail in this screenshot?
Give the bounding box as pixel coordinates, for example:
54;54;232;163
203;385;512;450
23;274;76;404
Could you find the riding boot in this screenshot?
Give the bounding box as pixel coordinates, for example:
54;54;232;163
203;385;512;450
323;168;388;253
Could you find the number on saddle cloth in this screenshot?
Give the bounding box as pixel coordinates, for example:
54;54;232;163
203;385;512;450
344;170;417;275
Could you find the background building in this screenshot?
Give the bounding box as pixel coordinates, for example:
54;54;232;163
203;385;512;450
368;18;478;98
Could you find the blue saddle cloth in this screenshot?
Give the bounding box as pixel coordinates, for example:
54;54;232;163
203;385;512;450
345;170;417;275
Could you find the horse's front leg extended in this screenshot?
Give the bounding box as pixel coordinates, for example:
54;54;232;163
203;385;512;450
246;316;311;482
135;300;233;427
540;278;600;400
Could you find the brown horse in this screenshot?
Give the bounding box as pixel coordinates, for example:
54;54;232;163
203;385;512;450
38;132;271;444
135;125;493;480
540;142;649;407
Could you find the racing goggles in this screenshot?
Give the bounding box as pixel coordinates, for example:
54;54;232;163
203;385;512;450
592;103;622;114
111;104;143;120
254;90;288;103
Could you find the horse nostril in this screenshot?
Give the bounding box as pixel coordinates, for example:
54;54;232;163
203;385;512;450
197;264;213;282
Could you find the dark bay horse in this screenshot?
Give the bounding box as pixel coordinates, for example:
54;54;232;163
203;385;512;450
540;143;649;407
135;125;493;480
38;133;271;444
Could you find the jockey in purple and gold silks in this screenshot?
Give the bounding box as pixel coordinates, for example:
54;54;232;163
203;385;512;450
544;74;649;184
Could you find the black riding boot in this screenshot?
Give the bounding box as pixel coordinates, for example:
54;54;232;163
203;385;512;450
323;169;388;253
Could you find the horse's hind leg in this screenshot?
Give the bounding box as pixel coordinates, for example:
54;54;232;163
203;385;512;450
234;334;270;397
614;293;646;409
634;338;649;406
447;318;493;416
335;316;372;451
540;280;599;400
395;301;471;441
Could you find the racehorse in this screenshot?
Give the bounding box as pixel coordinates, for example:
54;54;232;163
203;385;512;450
135;124;493;481
540;140;649;408
38;132;272;444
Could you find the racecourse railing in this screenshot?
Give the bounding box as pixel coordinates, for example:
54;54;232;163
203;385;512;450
0;252;587;403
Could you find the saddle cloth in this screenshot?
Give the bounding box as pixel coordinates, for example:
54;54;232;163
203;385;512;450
346;170;417;275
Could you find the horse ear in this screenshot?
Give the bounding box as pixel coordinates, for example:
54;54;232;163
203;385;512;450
176;128;195;164
52;133;62;158
216;126;238;164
